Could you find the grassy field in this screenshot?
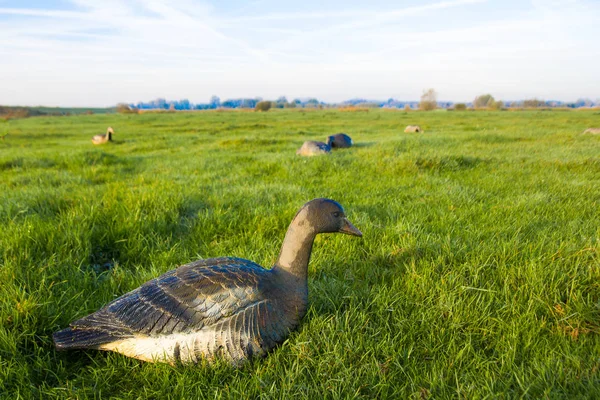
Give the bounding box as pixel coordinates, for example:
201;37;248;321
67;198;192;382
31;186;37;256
1;109;599;398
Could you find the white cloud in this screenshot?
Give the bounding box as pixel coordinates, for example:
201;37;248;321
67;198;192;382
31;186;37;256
0;0;598;106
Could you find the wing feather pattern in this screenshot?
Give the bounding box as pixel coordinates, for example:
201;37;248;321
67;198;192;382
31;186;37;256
54;257;271;351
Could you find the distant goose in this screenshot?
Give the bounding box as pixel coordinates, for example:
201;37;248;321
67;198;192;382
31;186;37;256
583;128;600;135
327;133;353;148
404;125;422;133
296;140;331;156
92;127;114;145
53;198;362;365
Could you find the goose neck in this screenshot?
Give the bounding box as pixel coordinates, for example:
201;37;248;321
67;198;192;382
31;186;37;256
274;213;317;280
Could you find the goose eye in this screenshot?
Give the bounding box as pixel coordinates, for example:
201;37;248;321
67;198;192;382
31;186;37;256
332;211;341;218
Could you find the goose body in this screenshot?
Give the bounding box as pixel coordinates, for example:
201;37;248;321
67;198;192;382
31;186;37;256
404;125;422;133
327;133;353;148
92;127;114;145
53;199;362;365
296;140;331;156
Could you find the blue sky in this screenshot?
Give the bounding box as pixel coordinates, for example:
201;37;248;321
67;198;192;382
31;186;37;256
1;0;599;106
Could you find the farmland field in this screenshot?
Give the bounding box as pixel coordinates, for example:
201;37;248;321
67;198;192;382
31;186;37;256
1;109;599;398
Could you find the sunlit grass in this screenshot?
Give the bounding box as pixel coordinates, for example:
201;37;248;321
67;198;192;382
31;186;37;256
1;109;599;398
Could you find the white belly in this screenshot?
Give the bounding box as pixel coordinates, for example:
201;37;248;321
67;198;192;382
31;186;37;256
99;329;217;364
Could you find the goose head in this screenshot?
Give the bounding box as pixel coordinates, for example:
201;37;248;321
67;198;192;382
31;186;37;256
276;198;361;277
300;198;362;237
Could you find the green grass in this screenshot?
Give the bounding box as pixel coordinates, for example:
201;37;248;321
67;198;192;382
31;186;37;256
1;109;599;398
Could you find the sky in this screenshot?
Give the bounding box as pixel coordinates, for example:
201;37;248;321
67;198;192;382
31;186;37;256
0;0;599;107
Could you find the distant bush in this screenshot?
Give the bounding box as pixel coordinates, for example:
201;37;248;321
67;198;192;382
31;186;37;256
0;106;47;119
255;101;272;112
454;103;467;111
404;104;411;112
474;94;495;109
116;103;138;114
304;98;320;108
419;88;437;111
339;106;369;112
523;98;545;108
490;100;504;110
353;102;380;108
274;96;288;109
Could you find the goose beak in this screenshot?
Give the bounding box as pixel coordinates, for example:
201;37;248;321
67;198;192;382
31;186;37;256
339;218;362;237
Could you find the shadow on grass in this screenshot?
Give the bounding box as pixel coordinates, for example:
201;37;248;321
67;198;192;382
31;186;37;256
351;141;377;148
84;195;210;276
414;155;488;172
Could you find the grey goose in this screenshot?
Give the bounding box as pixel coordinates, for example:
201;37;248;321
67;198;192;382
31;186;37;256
53;198;362;365
296;140;331;156
327;133;353;148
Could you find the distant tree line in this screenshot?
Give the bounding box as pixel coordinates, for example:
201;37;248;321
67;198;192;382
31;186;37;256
0;106;110;119
129;96;329;112
0;106;48;119
126;94;599;112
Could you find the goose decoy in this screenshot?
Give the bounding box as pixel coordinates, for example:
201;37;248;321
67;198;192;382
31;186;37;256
53;198;362;365
404;125;422;133
327;133;353;148
296;140;331;156
92;127;114;145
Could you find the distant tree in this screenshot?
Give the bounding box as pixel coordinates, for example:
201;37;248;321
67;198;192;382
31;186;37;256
178;99;191;110
305;98;319;108
574;98;593;108
273;97;288;109
221;99;239;108
523;98;545;108
404;104;411;111
454;103;467;111
149;98;168;109
473;94;495;109
241;98;258;108
116;103;134;114
285;101;297;108
419;88;437;111
490;100;504;110
255;101;272;112
209;95;220;108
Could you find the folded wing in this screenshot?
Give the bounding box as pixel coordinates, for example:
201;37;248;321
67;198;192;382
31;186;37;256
54;257;269;350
